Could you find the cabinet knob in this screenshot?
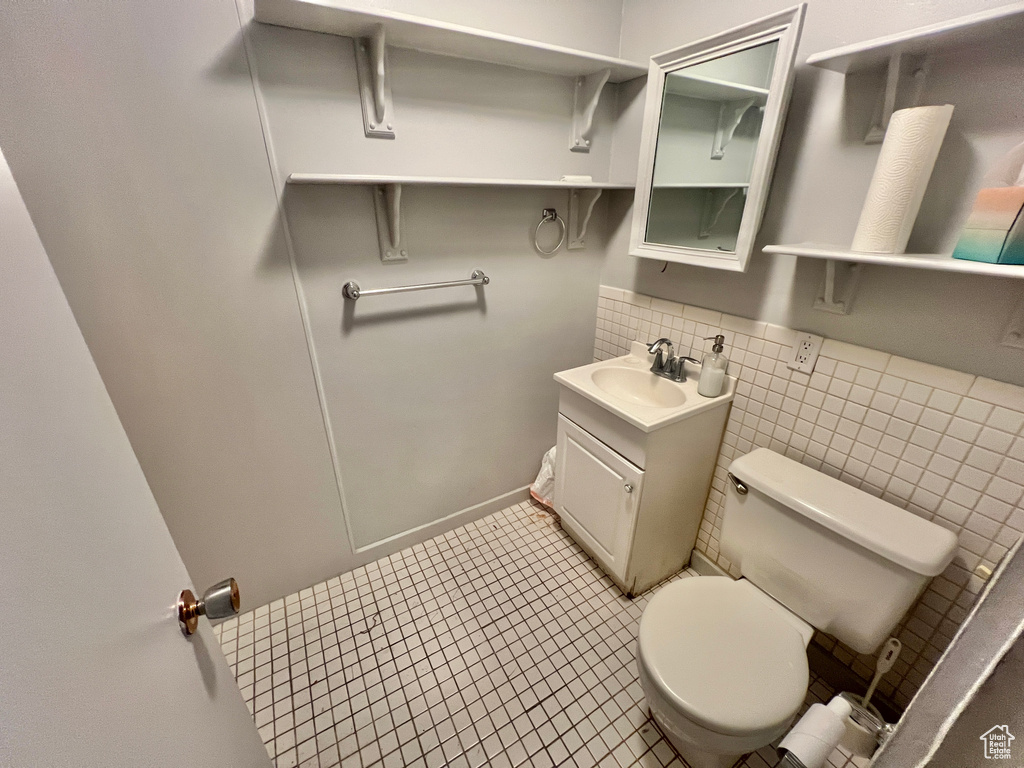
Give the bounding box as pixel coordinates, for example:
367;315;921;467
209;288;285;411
624;483;633;494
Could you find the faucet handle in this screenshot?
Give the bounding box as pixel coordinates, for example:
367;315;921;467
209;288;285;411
665;356;680;379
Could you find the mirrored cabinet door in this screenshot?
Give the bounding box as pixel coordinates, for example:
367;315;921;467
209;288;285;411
630;6;806;271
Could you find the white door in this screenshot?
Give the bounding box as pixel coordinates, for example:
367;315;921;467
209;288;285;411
0;147;271;767
554;415;644;582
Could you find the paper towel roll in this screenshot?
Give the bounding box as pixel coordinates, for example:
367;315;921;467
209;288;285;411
851;104;954;254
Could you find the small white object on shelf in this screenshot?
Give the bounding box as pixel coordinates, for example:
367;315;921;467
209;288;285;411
851;104;954;254
770;3;1024;290
762;243;1024;279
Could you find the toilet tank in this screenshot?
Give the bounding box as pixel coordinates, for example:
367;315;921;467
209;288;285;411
720;449;958;654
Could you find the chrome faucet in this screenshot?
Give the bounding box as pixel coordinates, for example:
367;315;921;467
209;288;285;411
647;337;674;364
647;338;699;382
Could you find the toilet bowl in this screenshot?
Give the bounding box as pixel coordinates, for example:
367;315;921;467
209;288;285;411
636;448;959;768
637;577;812;768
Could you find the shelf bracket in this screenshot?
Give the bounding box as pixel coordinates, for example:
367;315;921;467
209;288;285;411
354;25;396;140
712;98;756;159
698;188;742;239
567;188;603;250
372;183;407;262
865;53;929;144
570;69;611;153
813;259;861;314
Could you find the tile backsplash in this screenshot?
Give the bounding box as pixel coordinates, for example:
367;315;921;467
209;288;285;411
594;285;1024;707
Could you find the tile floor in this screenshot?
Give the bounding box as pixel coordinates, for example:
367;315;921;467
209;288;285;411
215;500;870;768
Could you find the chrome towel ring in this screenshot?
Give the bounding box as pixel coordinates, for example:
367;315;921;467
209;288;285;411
534;208;565;255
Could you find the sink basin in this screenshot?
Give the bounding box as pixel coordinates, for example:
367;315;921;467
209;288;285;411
591;367;687;408
553;341;734;433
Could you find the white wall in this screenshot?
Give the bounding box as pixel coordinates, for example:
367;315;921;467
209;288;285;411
10;0;1018;615
608;0;1024;387
283;184;609;547
241;0;630;551
0;1;348;608
0;0;629;604
346;0;624;56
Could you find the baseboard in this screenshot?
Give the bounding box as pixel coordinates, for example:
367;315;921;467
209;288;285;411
689;549;729;577
351;485;532;562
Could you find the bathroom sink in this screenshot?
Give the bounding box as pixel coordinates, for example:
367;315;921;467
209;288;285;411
554;341;734;433
591;367;687;408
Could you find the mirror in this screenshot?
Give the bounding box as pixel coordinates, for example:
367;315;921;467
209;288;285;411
630;6;806;271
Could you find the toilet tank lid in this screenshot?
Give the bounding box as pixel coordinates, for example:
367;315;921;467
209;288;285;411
729;449;958;576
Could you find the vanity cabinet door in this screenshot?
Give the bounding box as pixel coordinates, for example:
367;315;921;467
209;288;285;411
554;415;644;582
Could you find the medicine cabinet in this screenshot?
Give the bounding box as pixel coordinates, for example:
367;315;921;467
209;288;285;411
629;6;806;272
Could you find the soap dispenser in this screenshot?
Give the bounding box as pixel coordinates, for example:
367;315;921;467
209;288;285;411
697;335;729;398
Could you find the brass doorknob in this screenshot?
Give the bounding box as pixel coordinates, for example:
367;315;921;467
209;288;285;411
178;578;240;636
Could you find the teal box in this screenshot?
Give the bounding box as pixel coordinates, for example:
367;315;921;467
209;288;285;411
953;186;1024;265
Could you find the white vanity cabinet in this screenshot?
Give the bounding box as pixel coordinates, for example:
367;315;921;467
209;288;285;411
552;351;734;596
555;416;645;582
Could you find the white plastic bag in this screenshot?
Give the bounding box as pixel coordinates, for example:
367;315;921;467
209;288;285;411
530;446;557;508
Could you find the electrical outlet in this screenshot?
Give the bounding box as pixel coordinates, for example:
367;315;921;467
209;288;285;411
788;332;823;373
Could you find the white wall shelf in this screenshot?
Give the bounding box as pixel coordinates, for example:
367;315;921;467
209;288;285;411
287;174;634;261
772;3;1024;305
254;0;647;82
806;2;1024;73
763;243;1024;279
806;2;1024;142
665;73;769;103
286;173;634;189
254;0;647;149
663;74;769;160
653;182;749;189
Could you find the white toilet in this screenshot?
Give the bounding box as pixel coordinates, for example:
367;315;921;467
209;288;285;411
637;448;958;768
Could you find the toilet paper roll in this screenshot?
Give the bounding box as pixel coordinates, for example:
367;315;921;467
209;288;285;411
779;697;853;768
851;104;954;254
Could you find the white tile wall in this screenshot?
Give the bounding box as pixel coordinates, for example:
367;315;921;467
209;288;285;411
595;285;1024;706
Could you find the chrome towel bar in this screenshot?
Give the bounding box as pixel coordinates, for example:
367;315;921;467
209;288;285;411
342;270;489;300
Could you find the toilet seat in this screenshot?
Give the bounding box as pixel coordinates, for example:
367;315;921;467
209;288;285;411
638;577;809;737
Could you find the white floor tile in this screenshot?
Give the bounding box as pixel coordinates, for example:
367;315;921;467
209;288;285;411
218;501;857;768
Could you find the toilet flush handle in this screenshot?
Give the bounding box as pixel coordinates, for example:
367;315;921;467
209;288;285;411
727;472;748;495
